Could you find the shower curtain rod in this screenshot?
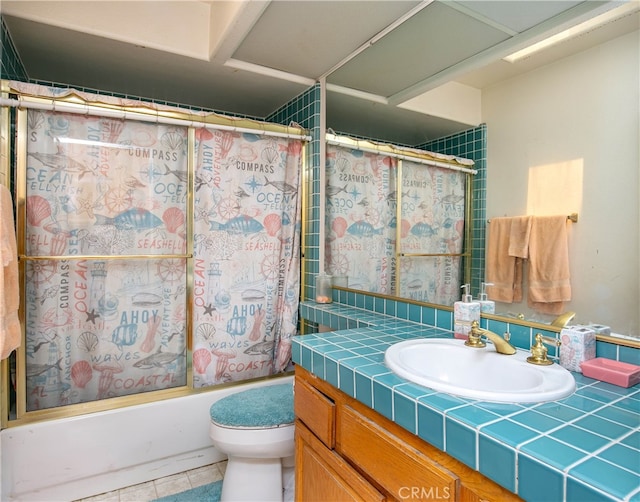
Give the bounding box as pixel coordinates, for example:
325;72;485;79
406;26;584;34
0;97;312;142
326;137;477;175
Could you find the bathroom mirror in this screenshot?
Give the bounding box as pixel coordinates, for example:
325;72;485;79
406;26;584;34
324;135;474;307
325;27;639;340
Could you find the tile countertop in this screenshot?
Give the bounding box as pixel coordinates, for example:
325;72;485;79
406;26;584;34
293;303;640;502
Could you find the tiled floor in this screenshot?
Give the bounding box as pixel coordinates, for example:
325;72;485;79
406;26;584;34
74;460;227;502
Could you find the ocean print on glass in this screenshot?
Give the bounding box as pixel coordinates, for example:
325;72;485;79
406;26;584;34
24;110;189;410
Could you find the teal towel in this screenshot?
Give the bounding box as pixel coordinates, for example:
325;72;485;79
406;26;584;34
209;383;294;428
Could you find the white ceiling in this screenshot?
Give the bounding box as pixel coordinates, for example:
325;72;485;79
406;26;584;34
2;0;638;145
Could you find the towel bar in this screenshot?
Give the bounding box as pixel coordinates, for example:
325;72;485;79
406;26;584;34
488;213;578;223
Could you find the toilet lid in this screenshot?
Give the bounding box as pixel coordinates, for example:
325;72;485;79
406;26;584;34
209;382;294;429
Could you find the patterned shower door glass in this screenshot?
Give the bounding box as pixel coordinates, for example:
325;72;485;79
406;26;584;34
24;110;189;411
23;110;303;411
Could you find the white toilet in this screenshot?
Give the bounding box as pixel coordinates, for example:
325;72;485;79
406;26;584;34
209;382;295;502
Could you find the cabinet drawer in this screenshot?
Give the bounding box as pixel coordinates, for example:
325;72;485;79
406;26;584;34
295;376;335;448
338;405;458;501
296;421;386;502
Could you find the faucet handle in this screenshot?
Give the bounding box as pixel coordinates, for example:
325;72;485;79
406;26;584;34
526;333;561;366
465;320;486;348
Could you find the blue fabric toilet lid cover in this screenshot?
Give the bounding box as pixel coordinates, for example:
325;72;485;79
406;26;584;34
209;382;294;428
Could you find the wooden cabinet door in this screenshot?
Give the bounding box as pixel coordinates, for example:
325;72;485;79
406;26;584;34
338;405;458;501
295;420;386;502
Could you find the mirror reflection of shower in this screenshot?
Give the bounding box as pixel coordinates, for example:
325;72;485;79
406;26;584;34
324;135;475;306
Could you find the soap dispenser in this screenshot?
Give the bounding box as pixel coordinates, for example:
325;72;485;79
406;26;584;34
454;284;481;340
478;282;495;314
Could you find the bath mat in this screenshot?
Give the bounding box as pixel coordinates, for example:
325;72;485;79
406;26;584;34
154;480;222;502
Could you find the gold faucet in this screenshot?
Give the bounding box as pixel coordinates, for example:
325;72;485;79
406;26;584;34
550;311;576;328
465;321;517;355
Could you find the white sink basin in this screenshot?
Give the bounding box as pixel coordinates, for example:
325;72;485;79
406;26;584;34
385;338;575;403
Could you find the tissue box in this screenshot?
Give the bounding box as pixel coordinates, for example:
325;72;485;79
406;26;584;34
559;325;596;372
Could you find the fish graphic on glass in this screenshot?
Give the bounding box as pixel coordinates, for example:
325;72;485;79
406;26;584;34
134;347;186;369
29;152;96;179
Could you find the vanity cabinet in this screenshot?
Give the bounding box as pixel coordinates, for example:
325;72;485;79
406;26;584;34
294;366;521;502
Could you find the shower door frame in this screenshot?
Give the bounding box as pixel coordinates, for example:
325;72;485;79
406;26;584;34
0;83;309;428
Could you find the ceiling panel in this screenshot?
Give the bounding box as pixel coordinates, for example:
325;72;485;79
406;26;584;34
327;91;470;145
456;9;640;90
455;0;585;33
2;0;635;145
3;16;307;117
327;1;511;96
232;0;421;78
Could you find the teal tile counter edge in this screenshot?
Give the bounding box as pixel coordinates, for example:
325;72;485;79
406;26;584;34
295;302;640;502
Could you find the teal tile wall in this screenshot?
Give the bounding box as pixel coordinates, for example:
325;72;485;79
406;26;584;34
418;125;487;297
266;84;322;307
1;17;27;81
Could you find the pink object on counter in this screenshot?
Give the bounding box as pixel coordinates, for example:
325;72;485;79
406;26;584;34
580;358;640;388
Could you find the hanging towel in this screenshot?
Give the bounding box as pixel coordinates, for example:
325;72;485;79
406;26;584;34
527;215;571;315
507;216;533;303
0;185;20;360
508;216;533;259
485;217;527;303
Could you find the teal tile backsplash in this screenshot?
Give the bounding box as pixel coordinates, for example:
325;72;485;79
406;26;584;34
621;344;640;365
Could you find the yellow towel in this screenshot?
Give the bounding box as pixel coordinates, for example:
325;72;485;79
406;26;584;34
0;185;20;360
527;215;571;315
485;217;525;303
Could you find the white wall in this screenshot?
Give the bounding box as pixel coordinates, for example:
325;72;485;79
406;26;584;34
1;375;292;501
483;30;639;337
